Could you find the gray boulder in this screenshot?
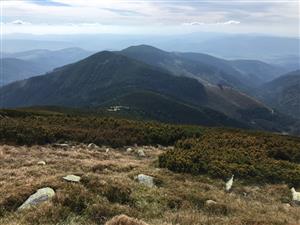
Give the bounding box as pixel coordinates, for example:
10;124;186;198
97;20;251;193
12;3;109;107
88;143;99;149
18;187;55;210
137;149;146;157
136;174;155;188
63;174;81;182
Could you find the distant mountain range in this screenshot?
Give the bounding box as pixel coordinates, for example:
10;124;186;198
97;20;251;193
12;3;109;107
120;45;286;91
0;58;45;86
257;70;300;119
0;48;93;86
0;46;296;133
1;45;286;90
3;33;298;66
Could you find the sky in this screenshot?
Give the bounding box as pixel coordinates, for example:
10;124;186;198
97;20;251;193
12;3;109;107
0;0;299;37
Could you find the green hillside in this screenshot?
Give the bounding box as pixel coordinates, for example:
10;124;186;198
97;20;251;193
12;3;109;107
99;90;247;128
257;70;300;119
0;49;297;133
0;51;206;108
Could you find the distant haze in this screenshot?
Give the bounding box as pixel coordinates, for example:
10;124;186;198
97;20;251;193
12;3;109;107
2;33;299;68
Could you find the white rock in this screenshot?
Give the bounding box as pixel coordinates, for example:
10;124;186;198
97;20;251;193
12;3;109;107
105;148;110;153
18;187;55;210
225;175;234;192
53;143;69;148
205;200;217;205
88;143;99;149
137;149;146;157
37;161;46;165
136;174;155;188
63;174;81;182
126;147;133;153
291;187;300;202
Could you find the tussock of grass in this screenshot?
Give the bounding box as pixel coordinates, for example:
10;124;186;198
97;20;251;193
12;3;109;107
105;214;148;225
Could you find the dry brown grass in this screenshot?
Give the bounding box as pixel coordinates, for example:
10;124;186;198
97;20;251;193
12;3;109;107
105;214;148;225
0;144;300;225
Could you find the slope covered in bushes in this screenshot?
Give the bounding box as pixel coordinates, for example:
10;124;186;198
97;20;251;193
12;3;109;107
0;109;202;147
159;129;300;186
2;108;300;187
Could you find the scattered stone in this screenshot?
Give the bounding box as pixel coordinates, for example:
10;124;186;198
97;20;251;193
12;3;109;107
88;143;99;149
53;143;69;148
63;174;81;182
291;187;300;202
105;214;149;225
225;175;234;192
37;160;46;165
136;174;155;188
205;200;217;205
126;147;133;153
105;148;110;153
137;149;146;157
18;187;55;210
251;186;260;191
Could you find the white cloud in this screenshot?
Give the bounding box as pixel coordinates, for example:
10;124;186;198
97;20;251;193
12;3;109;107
183;22;205;26
1;0;298;37
183;20;240;26
222;20;240;25
9;20;31;25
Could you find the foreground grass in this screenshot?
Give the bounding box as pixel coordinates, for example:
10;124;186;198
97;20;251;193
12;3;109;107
0;144;300;225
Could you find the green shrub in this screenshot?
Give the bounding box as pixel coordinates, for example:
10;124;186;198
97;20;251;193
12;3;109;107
159;130;300;186
0;109;202;147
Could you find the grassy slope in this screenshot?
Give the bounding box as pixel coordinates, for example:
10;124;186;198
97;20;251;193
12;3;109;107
1;109;300;224
0;145;300;225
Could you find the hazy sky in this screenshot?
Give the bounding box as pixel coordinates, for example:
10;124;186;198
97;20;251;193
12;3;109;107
1;0;299;37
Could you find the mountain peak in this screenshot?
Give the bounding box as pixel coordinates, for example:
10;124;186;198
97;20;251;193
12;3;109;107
122;45;166;54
